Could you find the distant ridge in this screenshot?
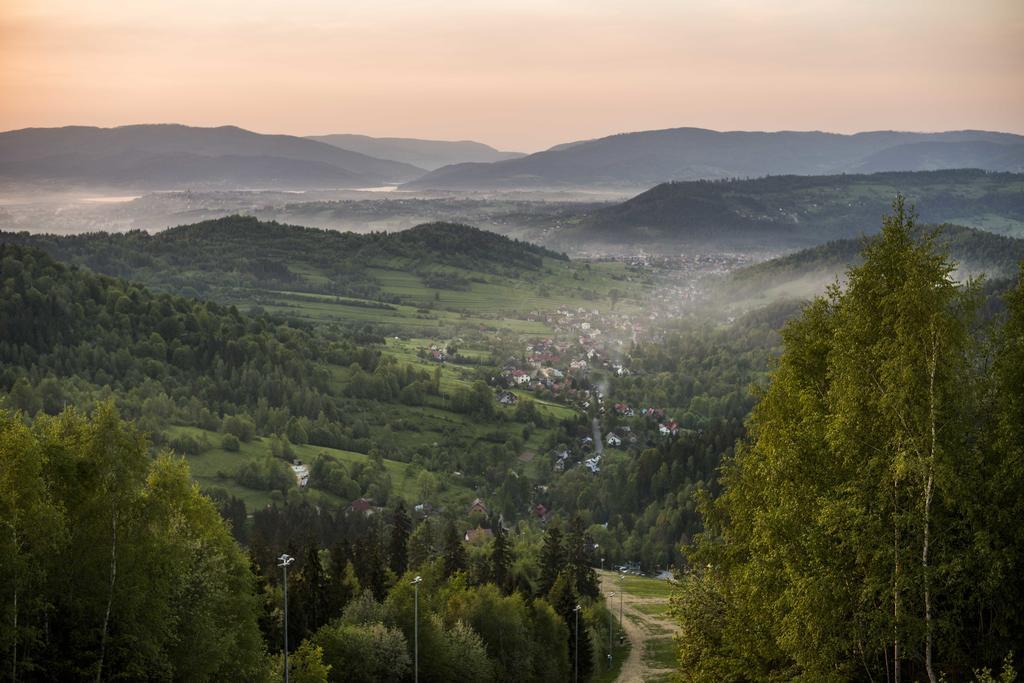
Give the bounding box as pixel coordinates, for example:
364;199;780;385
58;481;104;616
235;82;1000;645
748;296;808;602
308;133;524;170
554;169;1024;249
403;127;1024;191
0;124;426;191
723;224;1024;301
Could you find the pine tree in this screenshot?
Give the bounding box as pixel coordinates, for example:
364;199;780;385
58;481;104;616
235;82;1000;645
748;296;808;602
566;515;599;599
539;525;565;596
327;541;358;617
550;572;593;681
442;520;467;578
389;501;411;576
491;523;512;592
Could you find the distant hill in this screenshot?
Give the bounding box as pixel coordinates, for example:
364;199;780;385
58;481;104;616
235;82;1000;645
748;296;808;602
723;223;1024;302
308;134;524;170
0;215;567;304
403;127;1024;191
0;124;426;191
555;170;1024;250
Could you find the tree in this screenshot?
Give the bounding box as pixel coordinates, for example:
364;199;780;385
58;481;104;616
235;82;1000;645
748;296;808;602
491;524;512;592
442;520;467;578
675;198;1018;681
407;518;437;571
550;573;593;681
566;515;600;599
311;620;410;683
389;502;411;576
0;404;265;680
539;525;565;596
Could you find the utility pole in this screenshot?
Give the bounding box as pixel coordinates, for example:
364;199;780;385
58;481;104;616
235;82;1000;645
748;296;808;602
278;554;295;683
412;575;423;683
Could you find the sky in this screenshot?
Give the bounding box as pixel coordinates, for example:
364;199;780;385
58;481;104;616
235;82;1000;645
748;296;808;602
1;0;1022;152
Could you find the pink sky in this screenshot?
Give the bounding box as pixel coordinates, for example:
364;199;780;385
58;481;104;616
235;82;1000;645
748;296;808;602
1;0;1022;152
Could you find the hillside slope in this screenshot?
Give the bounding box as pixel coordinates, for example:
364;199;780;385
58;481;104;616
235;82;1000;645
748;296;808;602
722;223;1024;302
308;133;524;170
403;128;1024;191
557;170;1024;250
0;216;642;337
0;124;426;190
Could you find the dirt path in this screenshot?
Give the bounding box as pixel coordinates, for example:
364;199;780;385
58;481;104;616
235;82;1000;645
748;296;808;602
599;571;677;683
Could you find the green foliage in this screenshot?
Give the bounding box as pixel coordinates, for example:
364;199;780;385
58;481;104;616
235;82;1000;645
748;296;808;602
311;620;410;683
675;198;1024;680
0;403;265;680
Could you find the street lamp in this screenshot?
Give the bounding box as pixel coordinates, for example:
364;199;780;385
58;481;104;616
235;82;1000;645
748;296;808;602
608;592;615;660
573;604;582;683
412;575;423;683
278;554;295;683
618;574;624;630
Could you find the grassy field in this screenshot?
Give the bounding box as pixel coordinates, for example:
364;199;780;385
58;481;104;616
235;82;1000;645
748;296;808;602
618;574;675;599
165;425;475;511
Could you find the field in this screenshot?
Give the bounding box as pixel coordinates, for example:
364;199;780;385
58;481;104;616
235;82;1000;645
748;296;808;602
165;425;476;511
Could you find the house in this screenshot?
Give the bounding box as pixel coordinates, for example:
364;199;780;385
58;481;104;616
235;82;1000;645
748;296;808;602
469;498;489;516
659;420;680;436
552;449;571;472
511;369;531;385
464;527;495;545
532;503;550;521
414;502;434;517
497;390;519;406
606;433;622;447
348;497;375;515
583;456;601;473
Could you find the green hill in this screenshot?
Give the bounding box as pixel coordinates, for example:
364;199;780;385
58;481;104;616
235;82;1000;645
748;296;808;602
721;222;1024;303
560;169;1024;250
1;215;641;335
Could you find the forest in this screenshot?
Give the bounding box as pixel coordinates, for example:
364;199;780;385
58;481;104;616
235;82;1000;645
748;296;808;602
2;200;1023;680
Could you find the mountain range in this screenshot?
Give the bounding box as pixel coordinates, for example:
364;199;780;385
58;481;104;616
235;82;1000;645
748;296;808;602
307;134;523;170
404;128;1024;191
4;124;1024;196
0;124;425;191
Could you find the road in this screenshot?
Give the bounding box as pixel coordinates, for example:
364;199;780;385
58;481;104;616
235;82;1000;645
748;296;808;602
599;571;678;683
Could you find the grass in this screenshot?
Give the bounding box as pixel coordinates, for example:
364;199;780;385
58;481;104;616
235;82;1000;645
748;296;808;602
643;637;678;671
617;574;675;599
591;637;632;683
164;425;474;510
635;602;672;617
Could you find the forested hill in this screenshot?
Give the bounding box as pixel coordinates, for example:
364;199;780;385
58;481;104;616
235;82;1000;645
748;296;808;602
560;169;1024;249
0;243;359;422
0;216;568;302
722;223;1024;301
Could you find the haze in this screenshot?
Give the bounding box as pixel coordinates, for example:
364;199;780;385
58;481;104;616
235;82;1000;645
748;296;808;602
1;0;1023;151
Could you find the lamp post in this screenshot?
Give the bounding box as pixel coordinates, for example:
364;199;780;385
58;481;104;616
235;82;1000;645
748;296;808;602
412;575;422;683
278;554;295;683
608;592;615;659
618;574;624;630
573;604;582;683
